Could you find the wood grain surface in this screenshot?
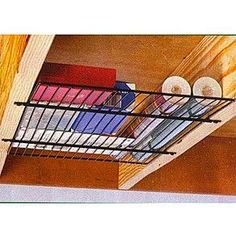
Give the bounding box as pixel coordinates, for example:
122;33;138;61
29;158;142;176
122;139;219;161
132;136;236;195
170;36;236;97
1;136;236;195
0;35;28;124
46;35;203;91
0;156;118;189
0;35;54;173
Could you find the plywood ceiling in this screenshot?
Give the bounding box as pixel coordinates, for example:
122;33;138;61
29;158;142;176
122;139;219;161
46;35;203;90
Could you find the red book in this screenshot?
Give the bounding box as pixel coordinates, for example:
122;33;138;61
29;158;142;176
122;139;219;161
32;63;116;106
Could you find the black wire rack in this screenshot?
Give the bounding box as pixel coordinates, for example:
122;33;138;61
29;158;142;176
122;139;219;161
2;81;234;165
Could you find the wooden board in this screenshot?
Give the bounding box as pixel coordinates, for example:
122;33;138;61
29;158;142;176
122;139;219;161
0;35;55;173
0;156;118;189
1;136;236;195
45;35;203;91
0;35;28;124
170;36;236;97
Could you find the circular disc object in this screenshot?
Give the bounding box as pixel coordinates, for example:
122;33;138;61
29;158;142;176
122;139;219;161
162;76;191;105
193;77;222;106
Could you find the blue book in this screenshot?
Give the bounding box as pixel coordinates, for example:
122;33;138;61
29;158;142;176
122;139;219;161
71;81;135;135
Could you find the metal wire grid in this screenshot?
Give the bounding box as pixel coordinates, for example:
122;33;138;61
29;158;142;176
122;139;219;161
3;82;234;165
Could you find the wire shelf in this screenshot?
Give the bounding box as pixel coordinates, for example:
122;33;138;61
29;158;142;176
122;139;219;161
3;81;234;165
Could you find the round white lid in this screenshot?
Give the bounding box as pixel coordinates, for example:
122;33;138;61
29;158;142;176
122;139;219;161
193;76;222;106
162;76;191;105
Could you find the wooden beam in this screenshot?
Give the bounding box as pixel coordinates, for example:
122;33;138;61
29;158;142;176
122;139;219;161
0;35;55;173
170;36;236;97
0;35;28;124
119;36;236;189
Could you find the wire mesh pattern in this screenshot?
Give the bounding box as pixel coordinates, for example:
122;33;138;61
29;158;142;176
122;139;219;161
3;82;234;165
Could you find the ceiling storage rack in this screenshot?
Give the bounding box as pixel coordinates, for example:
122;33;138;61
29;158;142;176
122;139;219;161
2;81;234;165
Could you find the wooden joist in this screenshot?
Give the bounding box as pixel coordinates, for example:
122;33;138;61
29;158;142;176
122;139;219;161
170;36;236;97
119;36;236;189
0;35;55;173
0;35;29;124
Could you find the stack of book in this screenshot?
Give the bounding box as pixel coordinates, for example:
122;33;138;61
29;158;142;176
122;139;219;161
71;81;135;135
14;63;136;158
